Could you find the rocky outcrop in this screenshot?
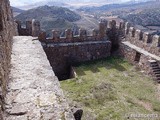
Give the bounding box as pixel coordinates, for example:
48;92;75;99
0;0;17;119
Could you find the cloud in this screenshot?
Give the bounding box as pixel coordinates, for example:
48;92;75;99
10;0;25;6
10;0;44;6
9;0;132;7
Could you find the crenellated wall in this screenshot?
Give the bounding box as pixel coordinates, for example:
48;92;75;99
38;21;109;43
39;21;112;80
119;21;160;80
0;0;17;119
122;22;160;56
15;19;41;36
1;3;160;117
106;20;120;52
14;18;160;81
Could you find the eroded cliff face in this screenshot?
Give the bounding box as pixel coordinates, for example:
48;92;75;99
0;0;17;119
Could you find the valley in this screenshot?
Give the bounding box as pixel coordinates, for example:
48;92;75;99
12;0;160;36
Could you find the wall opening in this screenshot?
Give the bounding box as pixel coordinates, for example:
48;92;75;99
55;65;71;81
132;29;135;37
56;60;81;81
134;52;141;63
139;32;143;41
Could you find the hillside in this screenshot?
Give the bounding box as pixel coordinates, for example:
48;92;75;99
121;8;160;27
11;7;24;17
77;1;160;33
78;1;160;13
15;5;81;36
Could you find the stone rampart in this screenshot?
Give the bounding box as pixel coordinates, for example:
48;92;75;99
0;0;17;119
119;21;160;81
43;41;111;80
39;21;112;80
38;21;109;43
15;19;40;37
120;22;160;56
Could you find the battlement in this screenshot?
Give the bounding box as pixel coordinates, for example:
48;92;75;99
15;19;159;55
15;19;40;36
38;20;118;43
2;0;160;118
38;20;115;80
122;22;160;48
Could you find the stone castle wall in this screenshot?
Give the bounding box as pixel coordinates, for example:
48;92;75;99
119;43;153;74
0;2;159;117
124;23;160;56
15;19;40;36
39;21;112;80
119;21;160;76
15;18;160;80
0;0;17;119
43;41;111;80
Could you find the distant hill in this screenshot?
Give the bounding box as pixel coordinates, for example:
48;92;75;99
15;1;69;10
76;0;160;34
15;5;81;36
115;1;160;28
121;8;160;27
77;1;159;12
77;1;160;26
11;7;25;17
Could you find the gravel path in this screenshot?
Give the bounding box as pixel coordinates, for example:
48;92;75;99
4;36;73;120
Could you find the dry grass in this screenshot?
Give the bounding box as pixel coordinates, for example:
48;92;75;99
60;57;160;120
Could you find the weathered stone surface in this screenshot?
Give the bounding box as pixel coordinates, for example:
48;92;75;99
38;21;109;43
15;19;40;36
4;36;74;120
120;41;156;77
119;22;160;81
124;27;159;56
0;0;17;119
43;41;111;80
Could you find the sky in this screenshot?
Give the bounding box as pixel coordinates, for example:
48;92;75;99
10;0;44;6
10;0;131;7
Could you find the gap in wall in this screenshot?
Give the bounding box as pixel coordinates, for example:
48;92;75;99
55;65;71;81
55;66;78;81
134;51;141;63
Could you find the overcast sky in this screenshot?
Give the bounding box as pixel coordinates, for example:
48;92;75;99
10;0;132;6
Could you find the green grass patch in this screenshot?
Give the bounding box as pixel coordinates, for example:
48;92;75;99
60;57;160;120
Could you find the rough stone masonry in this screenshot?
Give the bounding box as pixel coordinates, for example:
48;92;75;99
0;0;17;119
39;21;112;80
4;36;74;120
0;0;74;119
0;0;160;119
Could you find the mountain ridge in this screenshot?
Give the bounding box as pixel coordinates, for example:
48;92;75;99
77;0;158;12
15;5;81;36
11;6;25;16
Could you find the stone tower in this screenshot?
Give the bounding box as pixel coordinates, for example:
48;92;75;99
32;19;41;37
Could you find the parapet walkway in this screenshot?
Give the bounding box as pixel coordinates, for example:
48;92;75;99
4;36;73;120
122;41;160;61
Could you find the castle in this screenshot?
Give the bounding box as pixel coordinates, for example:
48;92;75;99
15;18;160;81
0;0;160;119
